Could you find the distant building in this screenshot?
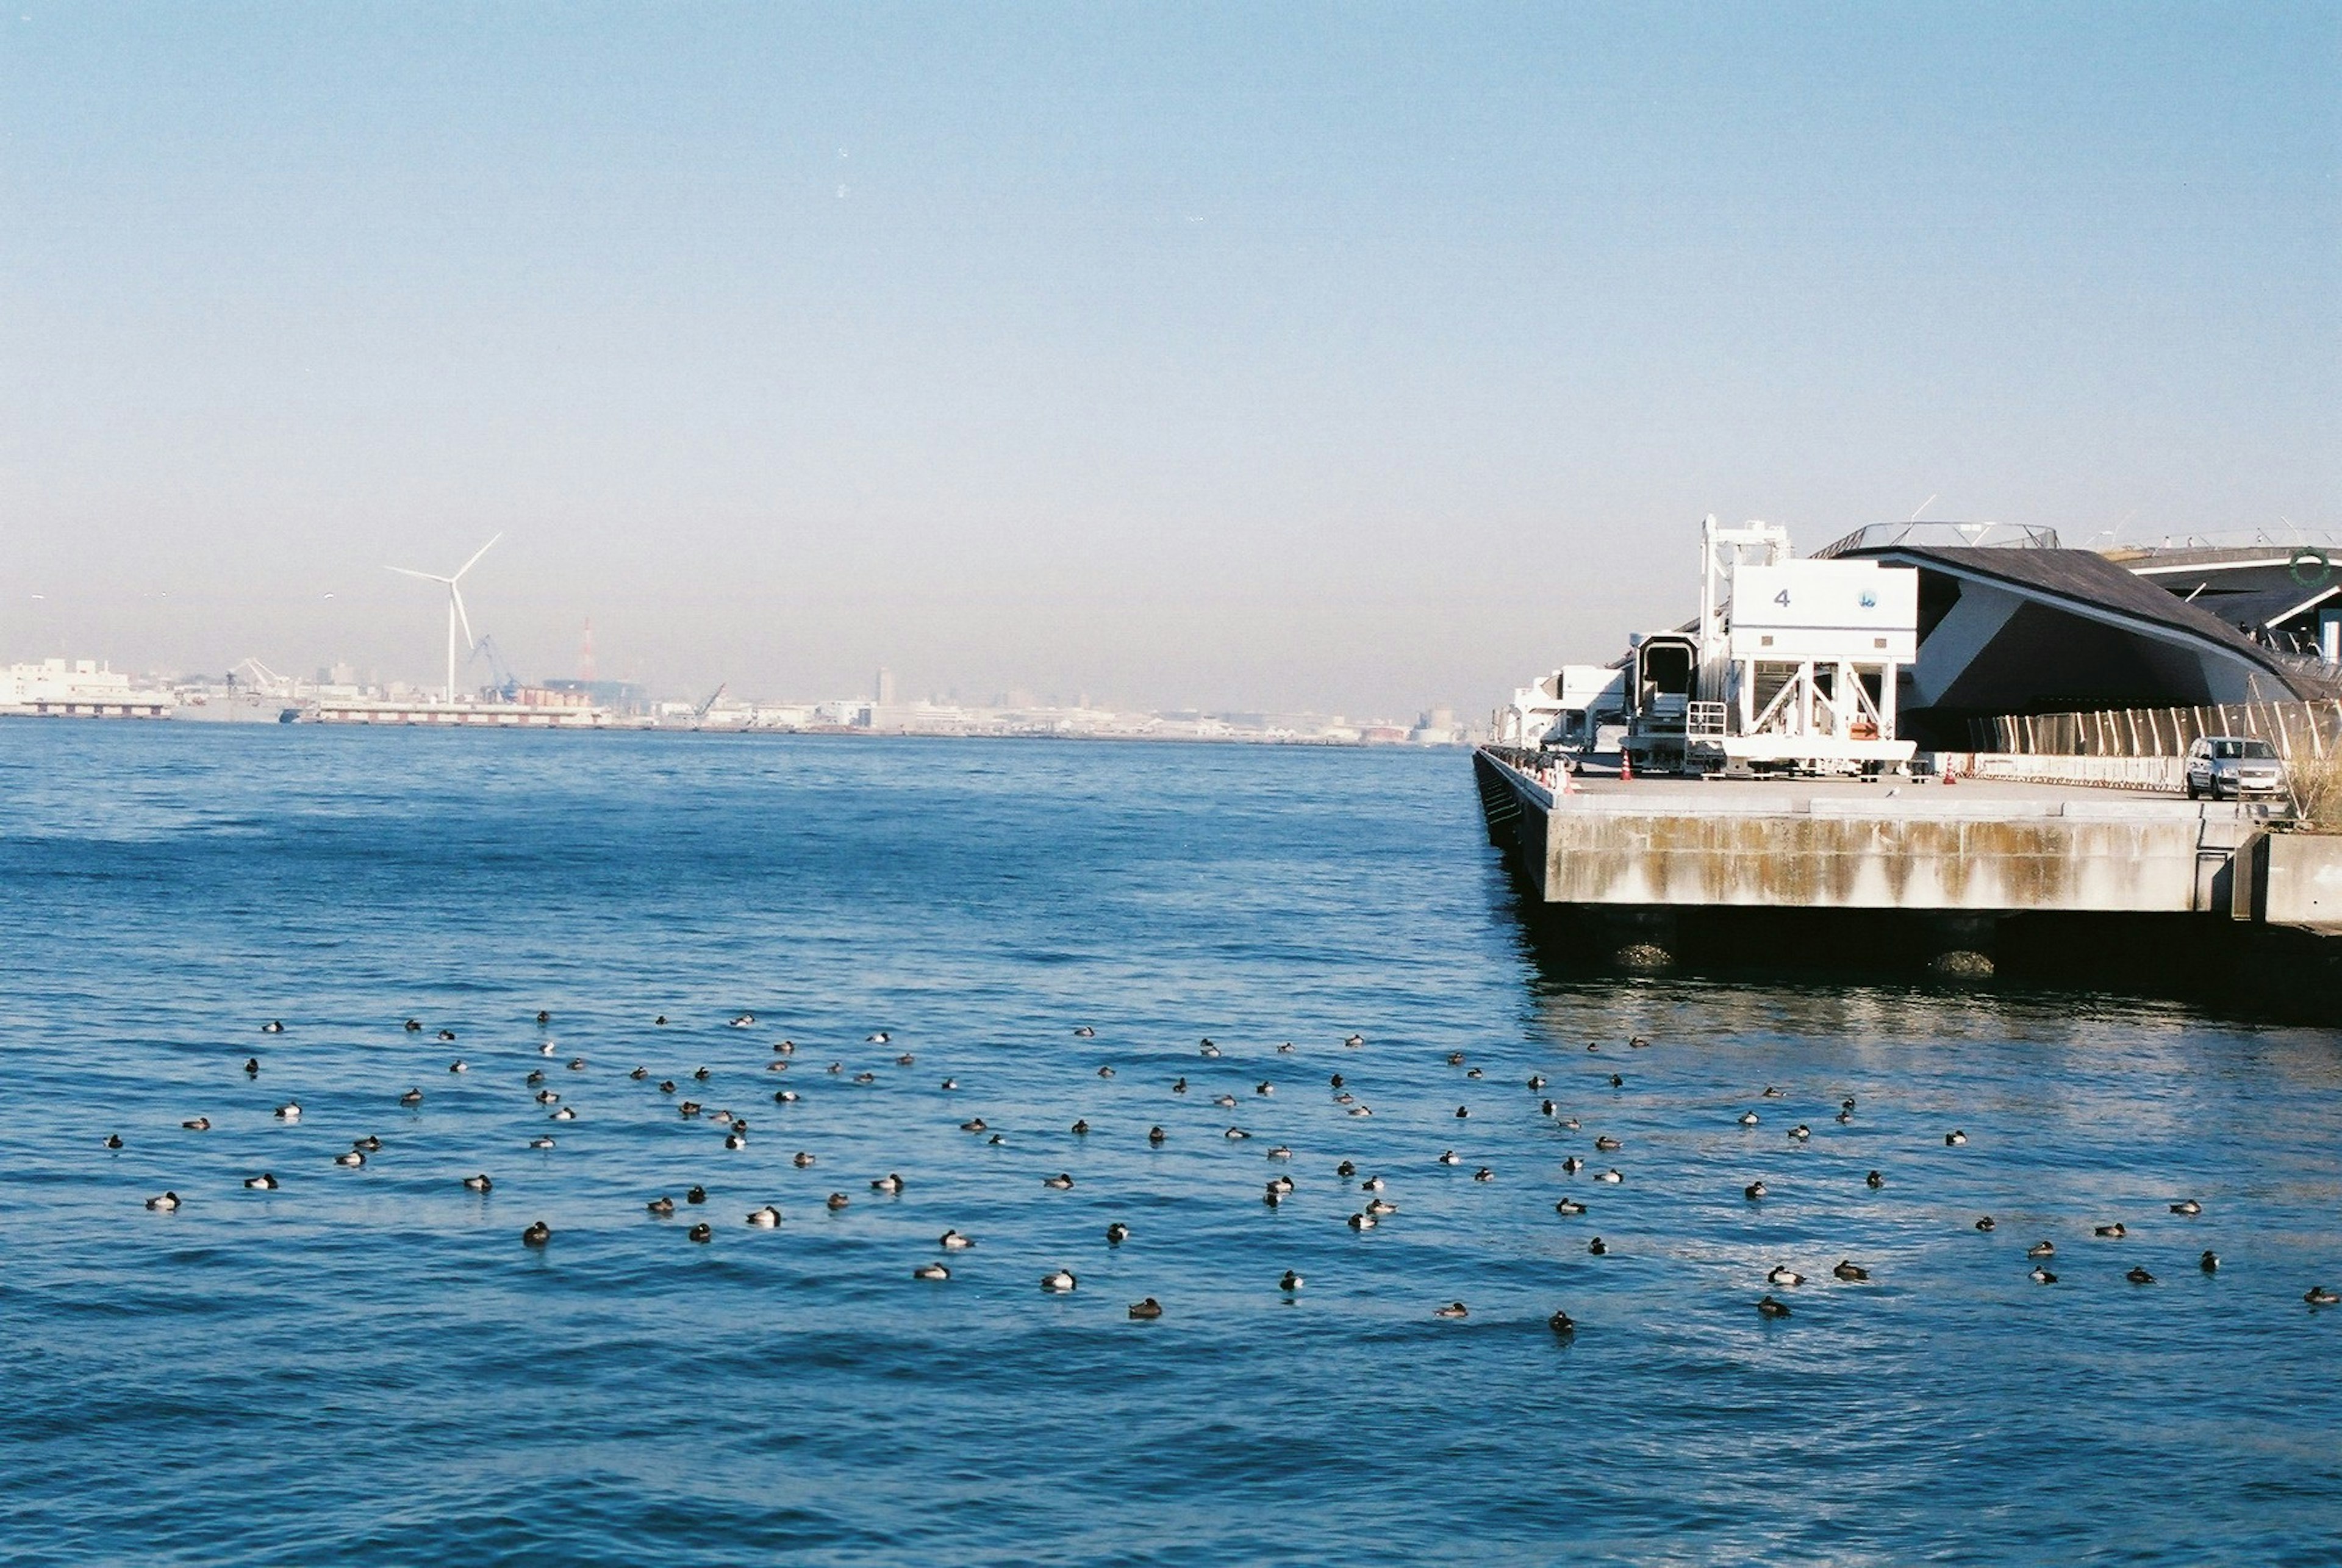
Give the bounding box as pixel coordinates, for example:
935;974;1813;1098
0;659;176;718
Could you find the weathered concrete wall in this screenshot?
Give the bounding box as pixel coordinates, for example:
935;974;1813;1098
1542;804;2202;911
2261;834;2342;928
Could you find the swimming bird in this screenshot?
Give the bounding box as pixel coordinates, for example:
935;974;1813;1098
1595;1169;1622;1184
940;1078;958;1091
722;1132;743;1148
1975;1216;1996;1232
694;1067;712;1082
686;1186;706;1204
400;1088;424;1107
871;1173;904;1194
1172;1078;1188;1094
105;1134;123;1150
1761;1086;1782;1098
245;1173;278;1190
182;1117;211;1131
1738;1112;1760;1127
356;1136;381;1152
939;1230;973;1250
865;1031;888;1043
1609;1074;1624;1088
529;1136;555;1150
2170;1199;2202;1215
275;1102;301;1122
1744;1180;1767;1201
522;1221;551;1246
145;1191;179;1211
1833;1260;1869;1281
537;1011;551;1025
1365;1198;1397;1216
961;1119;987;1133
1789;1125;1811;1142
774;1040;795;1054
2028;1241;2055;1258
1268;1145;1293;1161
1438;1151;1461;1166
528;1069;548;1085
1588;1237;1608;1255
567;1058;585;1072
1835;1109;1852;1123
895;1053;914;1067
1433;1301;1469;1320
732;1014;756;1028
2031;1265;2058;1284
988;1134;1005;1145
464;1174;492;1192
335;1150;365;1167
2127;1265;2155;1285
1256;1081;1273;1096
1043;1173;1074;1189
1767;1265;1804;1286
1128;1297;1163;1320
1148;1126;1166;1145
1278;1041;1294;1053
1594;1136;1621;1152
1073;1026;1095;1037
2200;1250;2219;1273
826;1192;850;1211
1865;1170;1883;1188
243;1058;259;1076
1756;1295;1791;1319
1347;1104;1373;1117
403;1019;421;1032
1213;1093;1238;1109
1281;1270;1304;1291
1527;1075;1547;1090
1041;1269;1077;1293
1554;1199;1587;1216
1455;1106;1470;1119
1106;1222;1130;1245
1447;1051;1466;1066
773;1089;800;1103
449;1060;468;1073
1549;1309;1576;1335
659;1081;677;1094
914;1263;950;1281
1473;1167;1495;1182
1199;1040;1220;1058
1945;1130;1967;1146
1071;1120;1090;1136
2307;1287;2340;1306
688;1223;712;1242
437;1029;455;1042
262;1020;285;1034
1225;1128;1250;1140
1347;1212;1375;1231
678;1101;701;1118
535;1089;559;1104
1097;1066;1114;1079
1541;1100;1558;1117
654;1015;667;1026
1628;1035;1649;1048
1336;1160;1357;1178
747;1206;780;1228
2094;1223;2126;1239
1344;1034;1364;1047
1562;1156;1585;1175
1268;1175;1294;1193
848;1071;874;1084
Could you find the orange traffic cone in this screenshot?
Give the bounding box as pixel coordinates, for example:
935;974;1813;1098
1619;750;1634;782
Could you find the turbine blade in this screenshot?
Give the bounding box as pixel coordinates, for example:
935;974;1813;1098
451;532;503;582
451;584;476;651
387;567;451;582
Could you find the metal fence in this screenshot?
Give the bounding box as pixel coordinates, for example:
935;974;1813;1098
1968;696;2342;761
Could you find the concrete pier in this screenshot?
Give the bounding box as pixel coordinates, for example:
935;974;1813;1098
1474;746;2339;1011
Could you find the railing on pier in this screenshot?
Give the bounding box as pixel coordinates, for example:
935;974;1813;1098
1969;695;2342;762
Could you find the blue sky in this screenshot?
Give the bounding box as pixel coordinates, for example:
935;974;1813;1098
3;3;2335;711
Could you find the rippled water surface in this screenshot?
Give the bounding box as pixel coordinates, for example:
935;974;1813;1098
2;725;2338;1566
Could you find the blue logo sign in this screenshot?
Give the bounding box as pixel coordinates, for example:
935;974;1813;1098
1858;591;1877;609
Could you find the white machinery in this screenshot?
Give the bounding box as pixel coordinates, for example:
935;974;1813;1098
1699;517;1918;771
1537;665;1628;754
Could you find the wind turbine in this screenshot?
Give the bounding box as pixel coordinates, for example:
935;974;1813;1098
389;534;502;704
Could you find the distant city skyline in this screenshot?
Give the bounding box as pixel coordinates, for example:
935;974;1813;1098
3;5;2335;712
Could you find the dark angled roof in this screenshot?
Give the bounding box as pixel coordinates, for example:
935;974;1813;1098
2191;582;2342;631
1846;545;2326;698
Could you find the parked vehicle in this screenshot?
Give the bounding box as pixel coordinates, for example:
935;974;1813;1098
2185;736;2285;800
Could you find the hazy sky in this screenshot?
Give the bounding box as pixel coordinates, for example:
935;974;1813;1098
3;4;2336;714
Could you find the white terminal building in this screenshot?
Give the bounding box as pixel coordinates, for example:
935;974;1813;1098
0;659;177;718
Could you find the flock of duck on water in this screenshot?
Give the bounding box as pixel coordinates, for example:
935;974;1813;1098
123;1012;2342;1322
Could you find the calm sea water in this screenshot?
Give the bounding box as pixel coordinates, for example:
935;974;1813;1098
2;725;2338;1566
